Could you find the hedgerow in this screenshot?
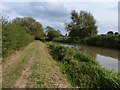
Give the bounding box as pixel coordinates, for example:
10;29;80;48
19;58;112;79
53;35;120;49
2;22;34;58
80;35;120;49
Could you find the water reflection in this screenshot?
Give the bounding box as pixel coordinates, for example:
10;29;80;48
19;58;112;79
64;44;120;72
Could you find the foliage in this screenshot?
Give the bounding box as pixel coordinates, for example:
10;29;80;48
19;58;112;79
0;17;9;27
45;26;61;40
12;17;45;39
47;42;120;88
65;10;98;39
2;19;34;58
53;37;73;43
115;32;119;35
80;35;120;49
107;31;113;35
53;34;120;49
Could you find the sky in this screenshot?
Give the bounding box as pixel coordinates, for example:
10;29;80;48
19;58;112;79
1;0;119;35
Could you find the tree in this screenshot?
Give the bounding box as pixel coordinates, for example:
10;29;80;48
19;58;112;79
115;32;119;35
45;26;60;40
45;26;54;34
12;17;45;39
0;17;9;27
107;31;113;35
65;10;98;39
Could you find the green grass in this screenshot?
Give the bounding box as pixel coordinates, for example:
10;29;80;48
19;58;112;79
2;44;35;88
47;42;120;88
25;42;54;88
3;41;72;88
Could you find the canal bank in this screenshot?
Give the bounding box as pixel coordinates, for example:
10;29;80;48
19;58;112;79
63;43;120;72
47;42;120;88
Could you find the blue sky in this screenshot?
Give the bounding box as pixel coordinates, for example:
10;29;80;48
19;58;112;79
1;0;119;35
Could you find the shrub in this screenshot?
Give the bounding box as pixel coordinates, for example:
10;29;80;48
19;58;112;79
53;35;120;49
53;37;73;43
12;17;45;39
80;35;120;49
47;30;60;40
47;42;120;88
2;23;34;58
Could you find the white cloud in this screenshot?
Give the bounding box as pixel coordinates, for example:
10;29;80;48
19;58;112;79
2;0;120;2
63;2;118;34
2;2;118;35
34;5;45;11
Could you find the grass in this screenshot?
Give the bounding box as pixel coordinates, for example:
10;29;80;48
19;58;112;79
3;41;72;88
47;42;120;88
2;42;36;88
26;51;53;88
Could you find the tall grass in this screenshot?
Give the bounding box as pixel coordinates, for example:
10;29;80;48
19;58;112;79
47;42;120;88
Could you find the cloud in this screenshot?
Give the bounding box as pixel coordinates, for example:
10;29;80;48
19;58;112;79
2;2;118;35
118;1;120;33
63;2;118;34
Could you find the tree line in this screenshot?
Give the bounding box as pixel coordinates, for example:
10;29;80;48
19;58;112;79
2;10;118;57
1;17;61;58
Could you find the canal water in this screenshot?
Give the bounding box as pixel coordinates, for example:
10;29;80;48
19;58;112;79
64;44;120;72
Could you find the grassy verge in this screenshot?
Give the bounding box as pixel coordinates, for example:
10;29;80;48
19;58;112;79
2;42;36;88
47;42;120;88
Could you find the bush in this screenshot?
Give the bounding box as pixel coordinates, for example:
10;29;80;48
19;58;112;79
12;17;45;39
2;23;34;58
47;42;120;88
53;35;120;49
80;35;120;49
53;37;74;43
47;30;60;40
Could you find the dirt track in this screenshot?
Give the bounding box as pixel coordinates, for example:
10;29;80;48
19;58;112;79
3;41;71;88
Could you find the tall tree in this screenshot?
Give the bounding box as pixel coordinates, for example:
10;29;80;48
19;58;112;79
12;17;45;39
107;31;113;35
65;10;98;39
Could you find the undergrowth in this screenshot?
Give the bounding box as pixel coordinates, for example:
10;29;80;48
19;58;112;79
47;42;120;88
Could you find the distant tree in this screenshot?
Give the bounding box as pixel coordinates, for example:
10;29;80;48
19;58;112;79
107;31;113;35
115;32;119;35
57;30;61;33
45;26;54;34
65;10;98;39
47;30;60;40
45;26;60;40
57;30;63;36
65;34;67;36
0;17;9;27
12;17;45;39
